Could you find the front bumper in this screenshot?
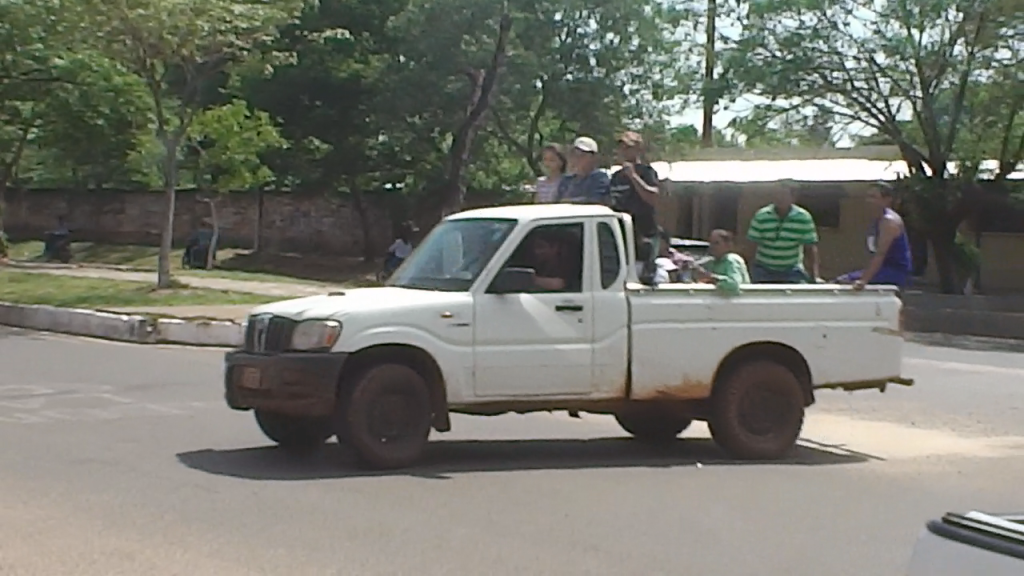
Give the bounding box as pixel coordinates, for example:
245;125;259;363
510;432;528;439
224;350;348;417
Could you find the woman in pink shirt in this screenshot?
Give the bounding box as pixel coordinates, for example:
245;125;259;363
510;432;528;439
534;144;567;203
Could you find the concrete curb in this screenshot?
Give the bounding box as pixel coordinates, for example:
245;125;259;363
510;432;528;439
903;308;1024;341
0;302;245;347
153;317;244;347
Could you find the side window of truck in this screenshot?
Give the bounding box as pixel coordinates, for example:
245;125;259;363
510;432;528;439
597;222;621;289
499;222;584;293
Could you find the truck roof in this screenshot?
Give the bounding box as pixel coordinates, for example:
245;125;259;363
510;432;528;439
448;203;617;222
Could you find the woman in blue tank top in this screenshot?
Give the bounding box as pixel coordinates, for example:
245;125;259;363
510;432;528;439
837;182;913;290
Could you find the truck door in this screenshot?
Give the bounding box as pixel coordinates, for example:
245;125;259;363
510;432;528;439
590;219;629;398
472;220;595;397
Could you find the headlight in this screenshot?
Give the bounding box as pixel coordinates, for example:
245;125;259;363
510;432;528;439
290;320;342;351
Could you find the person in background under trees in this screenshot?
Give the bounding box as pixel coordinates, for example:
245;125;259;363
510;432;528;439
609;131;661;284
534;144;567;203
383;221;418;276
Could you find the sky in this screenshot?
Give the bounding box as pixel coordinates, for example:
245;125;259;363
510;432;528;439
663;2;879;147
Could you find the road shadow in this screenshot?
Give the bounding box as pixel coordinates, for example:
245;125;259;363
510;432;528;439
176;436;875;481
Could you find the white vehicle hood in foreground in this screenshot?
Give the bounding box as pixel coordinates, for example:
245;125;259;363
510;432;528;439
247;287;465;322
907;511;1024;575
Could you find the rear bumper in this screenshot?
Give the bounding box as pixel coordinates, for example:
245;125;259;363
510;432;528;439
813;376;914;392
224;350;348;417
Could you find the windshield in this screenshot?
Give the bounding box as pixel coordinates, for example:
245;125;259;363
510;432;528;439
387;218;517;291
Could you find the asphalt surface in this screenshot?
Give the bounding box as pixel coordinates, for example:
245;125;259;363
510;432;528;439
1;327;1023;576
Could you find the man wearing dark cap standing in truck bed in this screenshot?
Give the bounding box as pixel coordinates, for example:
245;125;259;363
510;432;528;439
609;131;661;284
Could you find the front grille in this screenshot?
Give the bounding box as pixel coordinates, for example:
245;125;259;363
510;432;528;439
244;315;297;353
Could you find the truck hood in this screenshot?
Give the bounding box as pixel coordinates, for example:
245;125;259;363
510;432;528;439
246;286;465;322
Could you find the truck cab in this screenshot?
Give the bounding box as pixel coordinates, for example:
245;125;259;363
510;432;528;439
224;204;913;469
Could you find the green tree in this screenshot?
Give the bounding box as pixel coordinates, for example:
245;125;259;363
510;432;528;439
187;100;285;192
249;0;518;230
0;0;84;254
184;99;286;267
81;0;303;287
242;0;421;258
487;0;691;174
386;0;514;217
29;53;153;188
641;122;740;161
729;0;1022;293
728;107;839;148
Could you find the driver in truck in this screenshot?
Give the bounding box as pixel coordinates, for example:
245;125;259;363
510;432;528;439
529;227;581;292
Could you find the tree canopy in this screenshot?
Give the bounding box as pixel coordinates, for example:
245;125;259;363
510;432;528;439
1;0;1020;292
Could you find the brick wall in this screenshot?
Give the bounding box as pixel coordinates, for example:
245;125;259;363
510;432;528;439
3;188;395;256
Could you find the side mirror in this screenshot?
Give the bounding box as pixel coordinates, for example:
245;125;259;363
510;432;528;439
490;267;536;294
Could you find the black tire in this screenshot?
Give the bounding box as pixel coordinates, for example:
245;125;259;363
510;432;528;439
254;410;333;450
709;360;805;460
342;363;432;469
614;404;692;444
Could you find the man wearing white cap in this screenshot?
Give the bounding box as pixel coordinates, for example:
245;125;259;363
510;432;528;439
555;136;611;205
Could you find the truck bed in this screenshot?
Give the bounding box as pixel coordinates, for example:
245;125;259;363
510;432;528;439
626;283;907;401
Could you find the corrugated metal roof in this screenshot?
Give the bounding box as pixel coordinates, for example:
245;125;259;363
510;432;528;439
605;159;1023;183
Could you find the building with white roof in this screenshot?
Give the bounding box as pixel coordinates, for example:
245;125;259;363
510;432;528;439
638;146;1023;291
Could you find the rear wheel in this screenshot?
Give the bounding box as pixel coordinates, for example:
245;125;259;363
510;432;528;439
709;360;805;460
342;363;432;469
615;404;693;444
254;410;334;450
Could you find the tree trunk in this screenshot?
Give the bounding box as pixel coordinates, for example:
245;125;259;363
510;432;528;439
0;123;32;260
701;0;717;148
0;179;7;260
349;181;376;262
929;226;960;294
205;199;219;270
438;9;513;216
971;218;983;293
157;137;180;288
908;225;928;276
253;188;264;252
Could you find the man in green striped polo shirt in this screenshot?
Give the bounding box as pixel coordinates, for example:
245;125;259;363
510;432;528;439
746;181;821;283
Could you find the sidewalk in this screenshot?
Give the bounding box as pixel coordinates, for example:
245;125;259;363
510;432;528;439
1;263;345;335
5;264;333;298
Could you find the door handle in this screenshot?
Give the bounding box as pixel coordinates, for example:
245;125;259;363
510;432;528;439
555;304;584;312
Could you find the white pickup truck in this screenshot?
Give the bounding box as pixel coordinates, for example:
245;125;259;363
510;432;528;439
223;204;913;469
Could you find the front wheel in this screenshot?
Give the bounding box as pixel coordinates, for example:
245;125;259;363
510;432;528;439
615;404;693;444
709;360;805;460
342;363;432;469
254;410;334;450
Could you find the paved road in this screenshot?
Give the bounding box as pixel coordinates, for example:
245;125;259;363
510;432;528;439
1;328;1022;576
